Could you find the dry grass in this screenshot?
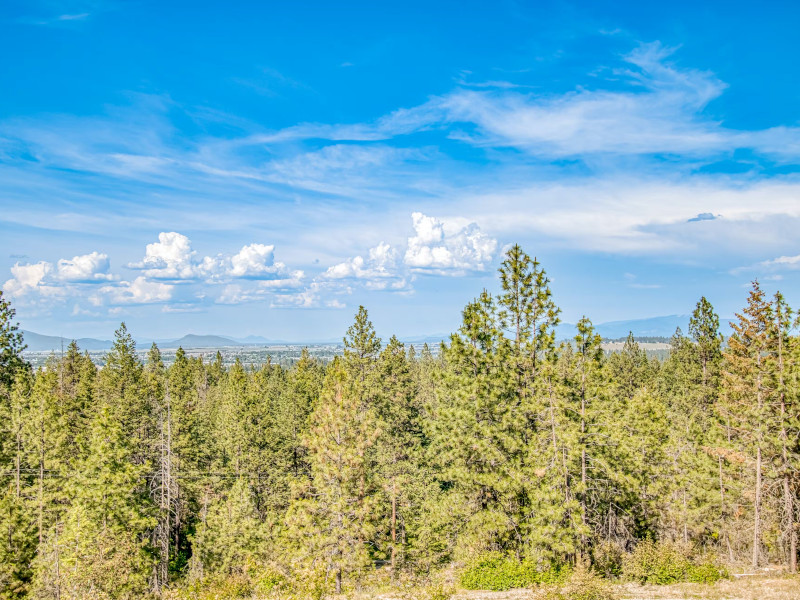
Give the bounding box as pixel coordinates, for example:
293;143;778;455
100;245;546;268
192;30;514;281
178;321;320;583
345;575;800;600
614;575;800;600
439;575;800;600
172;572;800;600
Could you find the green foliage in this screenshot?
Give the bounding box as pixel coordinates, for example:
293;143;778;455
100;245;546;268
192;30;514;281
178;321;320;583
32;407;156;599
4;250;800;599
590;541;623;578
460;552;569;591
541;562;618;600
0;485;36;599
284;308;384;593
0;290;27;393
621;540;727;585
166;574;252;600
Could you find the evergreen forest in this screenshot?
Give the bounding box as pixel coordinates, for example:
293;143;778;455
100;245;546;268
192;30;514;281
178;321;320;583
2;244;799;599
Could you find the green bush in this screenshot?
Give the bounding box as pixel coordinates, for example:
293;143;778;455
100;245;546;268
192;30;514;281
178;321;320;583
621;540;727;585
253;567;286;593
686;561;728;584
460;552;569;591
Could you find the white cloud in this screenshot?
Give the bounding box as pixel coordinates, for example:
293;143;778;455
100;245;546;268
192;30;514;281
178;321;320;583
2;261;53;297
462;178;800;254
430;42;800;159
764;255;800;269
756;254;800;270
56;251;113;282
215;272;305;305
129;232;198;280
129;233;293;282
404;212;497;274
229;243;284;278
4;252;113;300
325;242;399;279
92;276;174;305
270;282;347;309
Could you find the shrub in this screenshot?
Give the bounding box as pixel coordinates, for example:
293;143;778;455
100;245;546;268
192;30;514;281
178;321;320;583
686;561;728;584
541;562;618;600
621;540;727;585
591;540;623;578
164;574;252;599
422;581;456;600
459;552;569;591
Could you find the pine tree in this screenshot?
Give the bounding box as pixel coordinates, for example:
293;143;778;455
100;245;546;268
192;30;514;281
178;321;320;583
374;336;424;576
569;317;606;557
433;290;523;555
97;323;151;465
689;296;723;391
0;291;27;396
771;292;797;571
190;478;267;580
33;407;155;600
720;281;777;567
0;368;36;599
0;482;36;600
659;305;723;549
284;357;380;594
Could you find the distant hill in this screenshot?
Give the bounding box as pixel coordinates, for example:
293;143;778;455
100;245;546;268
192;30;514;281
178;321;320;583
557;315;735;341
232;335;291;344
22;315;739;354
22;330;112;352
159;334;245;348
21;331;245;352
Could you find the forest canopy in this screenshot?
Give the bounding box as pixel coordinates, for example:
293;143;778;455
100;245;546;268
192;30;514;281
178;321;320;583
1;244;798;599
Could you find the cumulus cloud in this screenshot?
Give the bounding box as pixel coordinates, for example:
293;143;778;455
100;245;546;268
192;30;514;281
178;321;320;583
128;232;199;280
2;234;308;313
56;251;113;282
228;244;286;278
91;276;174;305
129;233;291;282
404;212;497;274
2;262;53;298
325;241;403;283
2;251;113;300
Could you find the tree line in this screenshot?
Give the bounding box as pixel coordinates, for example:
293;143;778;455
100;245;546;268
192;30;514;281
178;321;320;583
1;244;799;599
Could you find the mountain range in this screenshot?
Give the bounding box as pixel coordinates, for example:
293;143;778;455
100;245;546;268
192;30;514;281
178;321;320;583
20;315;736;353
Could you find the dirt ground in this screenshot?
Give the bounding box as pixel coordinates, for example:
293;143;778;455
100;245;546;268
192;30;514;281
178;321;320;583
449;575;800;600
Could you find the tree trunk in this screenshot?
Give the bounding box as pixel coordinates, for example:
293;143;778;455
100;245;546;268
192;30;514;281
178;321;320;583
775;310;796;573
783;474;796;572
683;488;688;544
753;445;762;568
580;375;587;556
391;476;397;579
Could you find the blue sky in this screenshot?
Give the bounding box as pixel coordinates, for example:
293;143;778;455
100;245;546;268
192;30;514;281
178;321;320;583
2;0;799;341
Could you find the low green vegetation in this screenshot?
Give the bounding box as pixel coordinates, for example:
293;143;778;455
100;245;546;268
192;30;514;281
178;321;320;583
460;552;570;590
621;540;728;585
0;244;798;599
